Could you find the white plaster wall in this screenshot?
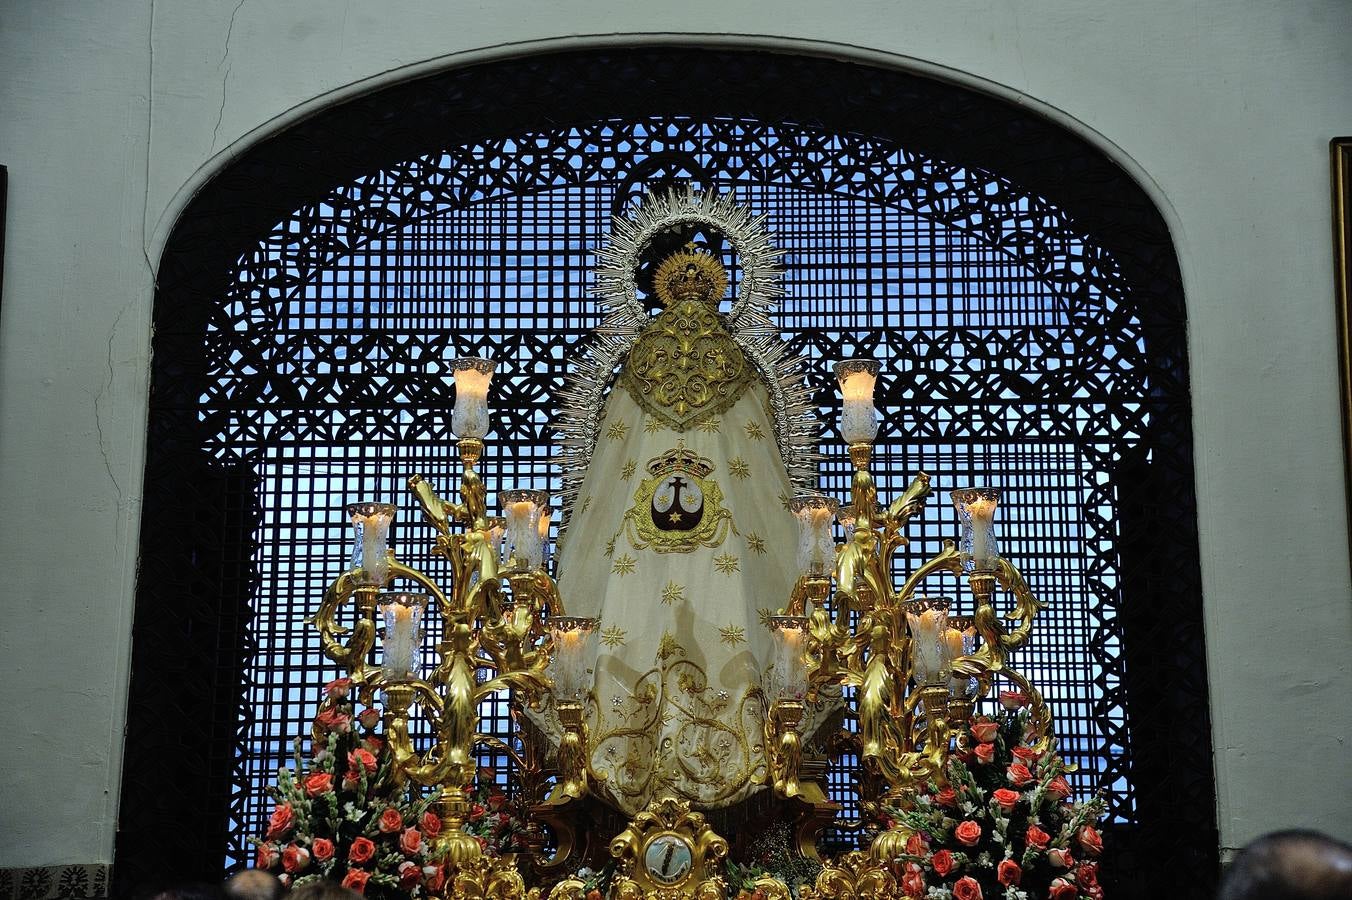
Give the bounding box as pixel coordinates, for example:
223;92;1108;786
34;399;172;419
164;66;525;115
2;0;1350;869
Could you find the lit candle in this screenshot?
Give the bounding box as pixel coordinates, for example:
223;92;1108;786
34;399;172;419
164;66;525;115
790;493;839;577
945;616;977;699
548;616;598;701
905;597;951;685
833;359;881;446
379;592;428;678
951;488;1001;572
501;489;547;569
766;616;809;701
346;502;396;586
451;357;496;440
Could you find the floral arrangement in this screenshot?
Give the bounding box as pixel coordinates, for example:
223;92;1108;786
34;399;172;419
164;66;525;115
462;766;531;858
728;822;824;898
887;692;1108;900
251;678;445;897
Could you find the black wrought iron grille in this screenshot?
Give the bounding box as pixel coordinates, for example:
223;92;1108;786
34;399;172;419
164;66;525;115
120;49;1214;900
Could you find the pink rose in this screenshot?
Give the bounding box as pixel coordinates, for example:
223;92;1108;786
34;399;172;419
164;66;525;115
1046;776;1072;800
1025;825;1052;850
255;843;279;870
953;875;983;900
420;810;442;836
398;861;422;888
423;865;446;893
325;678;352;699
974;742;996;765
970;718;999;743
1049;877;1077;900
304;773;332;798
999;690;1028;709
1077;825;1103;857
954;820;982;847
348;836;376;864
931;849;956;877
936;787;957;808
281;844;310;874
341;869;370;894
1048;848;1075;869
400;827;423;856
1007;763;1034;787
314;708;350;734
311;838;334;862
1012;746;1040;766
265;803;295;841
992;788;1020;811
905;833;928;856
378;807;404;833
1077;861;1100;890
901;862;925;898
357;707;381;730
348;748;378;776
997;860;1021;886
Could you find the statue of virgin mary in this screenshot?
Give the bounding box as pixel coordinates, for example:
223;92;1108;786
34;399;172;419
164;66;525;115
548;189;824;816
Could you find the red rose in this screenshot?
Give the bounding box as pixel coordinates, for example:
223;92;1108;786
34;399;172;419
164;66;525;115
1077;825;1103;857
362;736;385;756
1048;848;1075;869
357;707;381;730
1007;763;1034;787
970;718;998;743
420;810;442;836
585;892;602;900
304;773;332;798
997;859;1021;886
311;838;334;862
488;793;507;811
348;836;376;864
1047;776;1072;800
400;827;423;856
1012;746;1040;766
1077;861;1100;890
1049;877;1078;900
974;742;995;765
265;803;295;841
953;875;983;900
255;842;279;870
423;865;446;892
314;708;351;734
954;820;982;847
992;788;1020;811
1025;825;1052;850
901;862;925;898
398;861;421;888
936;786;957;808
348;748;378;775
325;677;352;699
469;802;487;822
378;807;404;833
905;833;928;856
281;844;310;874
931;849;957;877
341;869;370;894
999;690;1028;709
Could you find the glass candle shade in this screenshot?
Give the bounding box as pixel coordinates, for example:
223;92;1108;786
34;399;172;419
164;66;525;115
548;616;598;701
501;489;548;569
379;592;429;679
451;356;496;440
944;615;978;699
951;487;1001;572
346;502;396;586
789;493;839;577
766;615;809;702
537;507;554;569
485;515;506;558
833;359;881;445
836;510;857;540
905;596;952;685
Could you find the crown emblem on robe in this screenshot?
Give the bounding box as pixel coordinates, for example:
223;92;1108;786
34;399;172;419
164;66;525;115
652;246;729;307
646;444;715;479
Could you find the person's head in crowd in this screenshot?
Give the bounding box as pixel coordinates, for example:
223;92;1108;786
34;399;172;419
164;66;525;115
287;881;363;900
1219;829;1352;900
148;884;227;900
224;869;282;900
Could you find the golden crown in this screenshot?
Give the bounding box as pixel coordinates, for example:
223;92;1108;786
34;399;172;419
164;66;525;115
652;245;729;307
646;443;715;479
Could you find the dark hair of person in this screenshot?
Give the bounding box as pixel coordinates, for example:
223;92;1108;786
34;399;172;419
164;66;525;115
286;882;364;900
1219;829;1352;900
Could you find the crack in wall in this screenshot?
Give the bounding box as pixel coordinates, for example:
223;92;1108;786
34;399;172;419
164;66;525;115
212;0;248;150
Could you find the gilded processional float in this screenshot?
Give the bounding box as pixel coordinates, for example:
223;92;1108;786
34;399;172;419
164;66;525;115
255;190;1108;900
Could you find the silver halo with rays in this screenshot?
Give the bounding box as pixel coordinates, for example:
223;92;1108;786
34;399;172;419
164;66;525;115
554;186;820;526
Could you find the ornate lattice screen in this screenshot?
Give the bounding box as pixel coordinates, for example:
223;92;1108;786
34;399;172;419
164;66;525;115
121;49;1214;900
